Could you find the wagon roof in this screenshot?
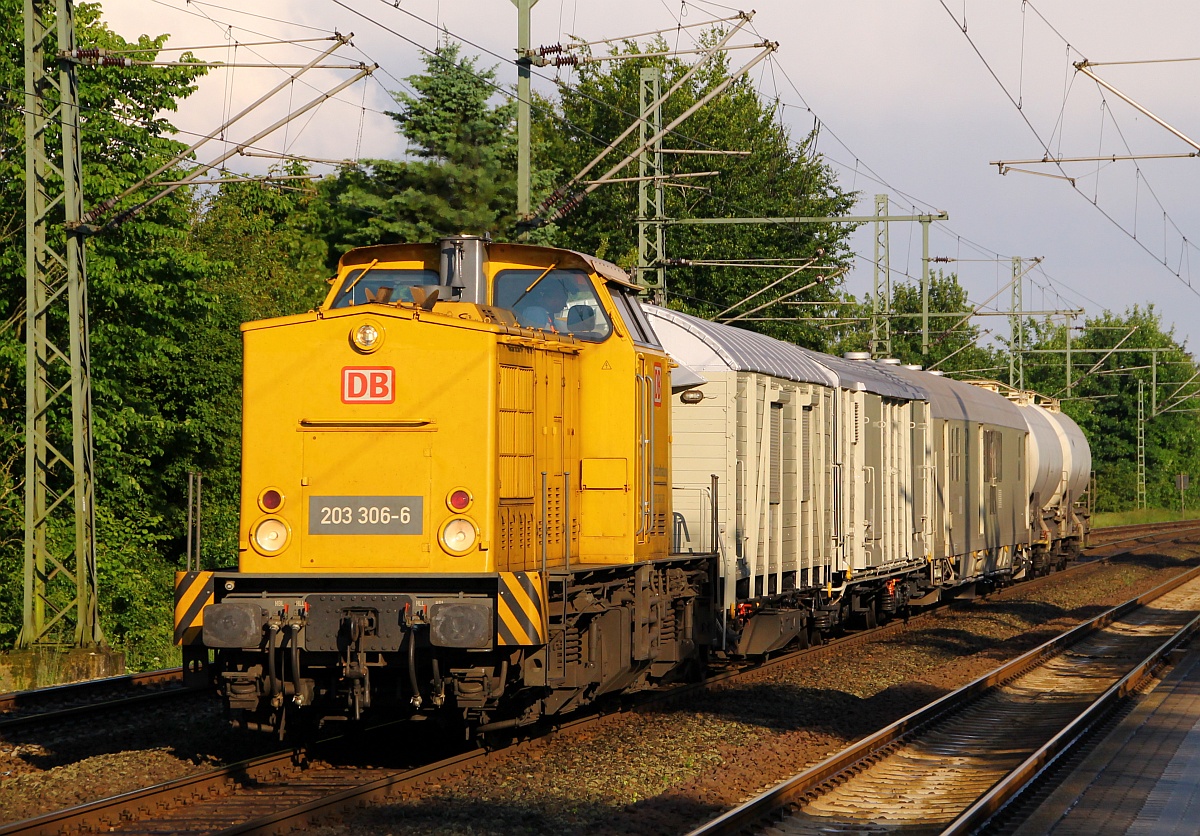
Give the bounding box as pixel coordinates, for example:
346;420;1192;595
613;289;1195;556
882;365;1028;429
643;306;926;400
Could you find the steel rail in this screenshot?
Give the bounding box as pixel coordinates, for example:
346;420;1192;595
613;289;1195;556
134;530;1200;834
0;603;960;834
684;560;1200;836
0;667;182;712
1091;519;1200;541
0;668;187;728
0;681;202;734
0;745;301;836
216;747;493;836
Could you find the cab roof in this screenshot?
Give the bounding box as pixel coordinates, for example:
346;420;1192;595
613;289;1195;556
337;242;641;290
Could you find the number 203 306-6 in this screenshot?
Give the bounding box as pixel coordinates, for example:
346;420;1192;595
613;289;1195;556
308;496;424;535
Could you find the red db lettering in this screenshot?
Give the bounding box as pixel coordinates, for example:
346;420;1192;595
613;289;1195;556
370;372;390;398
342;367;395;403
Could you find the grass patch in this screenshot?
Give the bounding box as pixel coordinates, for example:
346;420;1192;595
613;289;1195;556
1093;507;1200;528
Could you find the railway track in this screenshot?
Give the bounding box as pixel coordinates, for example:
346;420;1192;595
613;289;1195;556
686;561;1200;835
0;520;1178;729
0;670;194;735
0;669;182;714
1088;518;1200;548
2;521;1197;835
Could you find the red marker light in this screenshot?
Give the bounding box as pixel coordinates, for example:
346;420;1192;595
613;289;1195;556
449;489;471;511
261;489;282;511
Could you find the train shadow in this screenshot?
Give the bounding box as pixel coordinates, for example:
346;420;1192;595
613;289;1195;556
1109;550;1200;571
669;680;948;742
3;694;279;772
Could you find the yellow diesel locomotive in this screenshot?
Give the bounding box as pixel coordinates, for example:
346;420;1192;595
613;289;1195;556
175;236;712;735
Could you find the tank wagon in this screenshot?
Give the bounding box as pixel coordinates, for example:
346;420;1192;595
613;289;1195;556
174;237;1090;736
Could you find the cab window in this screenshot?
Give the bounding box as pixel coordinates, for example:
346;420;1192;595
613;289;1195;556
494;268;614;342
331;268;439;308
611;288;662;348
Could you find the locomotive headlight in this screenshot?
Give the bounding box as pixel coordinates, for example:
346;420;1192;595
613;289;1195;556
251;516;290;555
351;321;384;353
439;516;478;555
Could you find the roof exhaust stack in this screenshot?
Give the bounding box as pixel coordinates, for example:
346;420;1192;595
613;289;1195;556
439;234;490;304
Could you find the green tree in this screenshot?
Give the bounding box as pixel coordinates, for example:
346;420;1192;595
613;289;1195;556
1023;306;1200;513
534;34;857;350
317;41;517;263
0;1;328;666
834;271;1002;375
0;2;243;665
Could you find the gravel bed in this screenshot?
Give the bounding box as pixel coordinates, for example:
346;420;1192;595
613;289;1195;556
0;696;273;824
1;547;1195;832
309;547;1200;836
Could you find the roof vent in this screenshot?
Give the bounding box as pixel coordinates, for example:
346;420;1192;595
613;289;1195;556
928;370;945;376
903;364;923;370
843;351;871;361
878;357;902;365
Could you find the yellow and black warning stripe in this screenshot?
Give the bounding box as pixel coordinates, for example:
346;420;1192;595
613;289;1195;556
174;571;214;646
496;571;547;646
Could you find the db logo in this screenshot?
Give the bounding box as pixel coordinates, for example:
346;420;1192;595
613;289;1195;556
342;367;395;404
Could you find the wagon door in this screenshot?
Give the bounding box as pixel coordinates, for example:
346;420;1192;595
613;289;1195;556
634;353;669;549
860;394;884;569
911;402;933;562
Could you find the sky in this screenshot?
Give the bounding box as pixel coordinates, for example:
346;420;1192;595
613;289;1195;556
99;0;1200;360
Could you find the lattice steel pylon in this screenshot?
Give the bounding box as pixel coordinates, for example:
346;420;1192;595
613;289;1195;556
1137;380;1147;510
870;194;891;358
637;67;665;301
20;0;104;648
1009;256;1025;390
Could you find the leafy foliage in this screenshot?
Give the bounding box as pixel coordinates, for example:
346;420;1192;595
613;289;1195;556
0;4;325;666
533;35;857;349
5;15;1200;672
1023;306;1200;513
316;42;517;263
0;1;211;662
832;271;1002;375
